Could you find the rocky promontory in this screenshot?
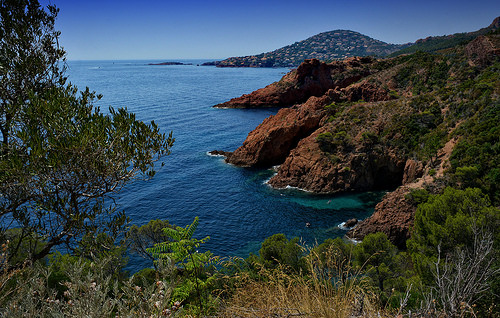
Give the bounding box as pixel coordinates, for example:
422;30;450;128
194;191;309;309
214;57;374;109
347;186;416;249
224;93;331;167
211;24;500;247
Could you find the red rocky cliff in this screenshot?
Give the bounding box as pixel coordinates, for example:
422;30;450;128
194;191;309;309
210;50;477;247
211;58;417;247
214;57;374;109
224;93;331;167
347;187;416;249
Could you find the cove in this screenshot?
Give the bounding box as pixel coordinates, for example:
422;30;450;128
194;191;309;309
66;60;384;271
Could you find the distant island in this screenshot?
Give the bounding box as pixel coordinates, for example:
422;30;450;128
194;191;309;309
148;61;193;66
203;30;411;68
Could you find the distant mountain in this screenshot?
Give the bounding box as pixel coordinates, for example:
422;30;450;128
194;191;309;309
390;16;500;56
207;30;411;68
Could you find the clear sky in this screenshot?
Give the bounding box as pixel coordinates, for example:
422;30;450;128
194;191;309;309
45;0;500;60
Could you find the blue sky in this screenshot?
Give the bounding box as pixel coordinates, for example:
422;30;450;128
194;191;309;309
46;0;500;60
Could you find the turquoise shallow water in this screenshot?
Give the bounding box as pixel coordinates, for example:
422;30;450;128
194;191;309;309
66;60;384;271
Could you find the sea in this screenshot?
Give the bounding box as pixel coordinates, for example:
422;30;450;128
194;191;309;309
66;59;384;272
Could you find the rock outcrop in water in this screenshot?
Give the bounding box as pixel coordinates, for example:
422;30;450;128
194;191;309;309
224;93;331;167
212;22;500;247
347;186;415;249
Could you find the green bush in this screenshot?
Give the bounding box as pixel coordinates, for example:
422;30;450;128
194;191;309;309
353;233;398;291
255;234;305;272
407;187;500;283
405;188;430;205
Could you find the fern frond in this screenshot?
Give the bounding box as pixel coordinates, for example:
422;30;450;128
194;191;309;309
184;216;199;240
162;227;182;241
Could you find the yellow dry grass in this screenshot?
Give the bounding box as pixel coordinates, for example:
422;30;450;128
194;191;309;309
217;245;390;318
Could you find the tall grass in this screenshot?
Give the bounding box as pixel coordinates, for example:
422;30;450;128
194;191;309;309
218;244;386;318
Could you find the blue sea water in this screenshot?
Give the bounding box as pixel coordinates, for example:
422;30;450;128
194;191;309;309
66;60;384;271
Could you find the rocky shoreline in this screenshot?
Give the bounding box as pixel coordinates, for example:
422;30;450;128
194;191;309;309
210;58;416;246
211;28;500;247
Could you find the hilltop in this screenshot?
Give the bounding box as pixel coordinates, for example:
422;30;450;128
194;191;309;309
206;18;500;68
205;30;410;68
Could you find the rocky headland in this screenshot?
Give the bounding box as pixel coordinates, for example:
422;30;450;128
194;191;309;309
214;57;374;109
211;21;500;247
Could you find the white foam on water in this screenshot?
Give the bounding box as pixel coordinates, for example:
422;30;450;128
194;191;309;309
206;151;226;158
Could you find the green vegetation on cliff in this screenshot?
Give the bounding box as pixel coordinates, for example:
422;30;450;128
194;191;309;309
316;34;500;204
390;16;500;56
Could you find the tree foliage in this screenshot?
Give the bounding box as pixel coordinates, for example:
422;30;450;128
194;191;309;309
147;217;215;312
0;0;174;267
353;233;400;292
147;217;210;268
253;233;305;272
407;187;500;283
0;0;66;147
126;219;174;263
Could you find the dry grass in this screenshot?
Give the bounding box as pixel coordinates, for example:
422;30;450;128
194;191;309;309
217;245;388;318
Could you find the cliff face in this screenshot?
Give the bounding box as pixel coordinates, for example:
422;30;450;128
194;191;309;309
347;186;416;249
266;97;407;193
346;136;459;248
224;93;330;167
214;58;373;109
267;130;406;193
212;28;500;247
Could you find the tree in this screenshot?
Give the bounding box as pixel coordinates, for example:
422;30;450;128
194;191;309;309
407;187;499;283
353;232;398;292
0;1;174;267
126;219;174;264
406;187;500;315
147;217;214;312
430;227;499;317
256;233;305;272
0;0;66;149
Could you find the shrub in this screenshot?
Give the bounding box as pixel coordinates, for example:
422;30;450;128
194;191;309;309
255;234;305;272
407;187;500;284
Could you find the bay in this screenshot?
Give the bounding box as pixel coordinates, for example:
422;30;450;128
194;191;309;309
66;60;383;271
